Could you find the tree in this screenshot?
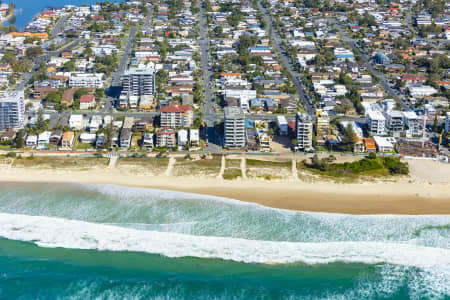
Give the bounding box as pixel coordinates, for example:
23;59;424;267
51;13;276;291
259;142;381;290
103;121;113;150
83;47;93;57
14;129;23;148
8;24;17;33
204;0;212;11
36;109;46;131
433;115;439;133
215;25;223;36
95;88;106;99
46;92;61;104
8;74;15;84
62;60;75;72
193;118;203;129
368;152;377;160
339;124;356;152
12;59;33;73
74;88;90;100
25;47;43;59
1;52;16;65
310;154;328;171
8;15;15;25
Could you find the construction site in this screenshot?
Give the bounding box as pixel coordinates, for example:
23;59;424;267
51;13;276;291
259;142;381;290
396;139;440;158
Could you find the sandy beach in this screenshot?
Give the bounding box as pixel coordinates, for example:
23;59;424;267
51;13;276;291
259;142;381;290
0;157;449;214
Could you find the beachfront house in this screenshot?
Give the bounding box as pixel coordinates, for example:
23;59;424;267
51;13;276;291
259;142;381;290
177;129;188;149
61;131;75;150
37;131;51;150
373;136;395;153
120;128;132;148
189;129;200;147
93;132;103;147
79;132;96;144
49;130;63;145
142;133;153;150
26;135;37;148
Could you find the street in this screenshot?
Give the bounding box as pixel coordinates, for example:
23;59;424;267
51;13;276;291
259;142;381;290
105;7;153;111
199;1;221;153
331;20;411;111
257;1;315;115
16;38;84;92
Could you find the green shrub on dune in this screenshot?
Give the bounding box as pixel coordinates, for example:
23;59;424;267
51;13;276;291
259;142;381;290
304;154;409;177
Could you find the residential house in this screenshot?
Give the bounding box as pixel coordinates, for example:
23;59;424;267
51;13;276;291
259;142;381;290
79;94;96;109
189;129;200;147
69;114;83;130
373;136;395;153
142;133;153;149
79;133;96;144
61;131;75;149
120;128;132;148
49;130;63;145
26;135;38;148
37;131;51;149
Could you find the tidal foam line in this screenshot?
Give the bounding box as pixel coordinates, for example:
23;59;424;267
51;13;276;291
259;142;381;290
0;213;449;272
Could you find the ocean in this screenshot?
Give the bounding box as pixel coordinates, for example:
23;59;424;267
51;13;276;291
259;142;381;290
0;182;449;299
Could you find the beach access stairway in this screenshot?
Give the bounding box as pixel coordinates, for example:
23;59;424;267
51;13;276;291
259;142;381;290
292;160;299;180
165;157;176;176
107;153;119;169
241;157;247;179
217;155;225;179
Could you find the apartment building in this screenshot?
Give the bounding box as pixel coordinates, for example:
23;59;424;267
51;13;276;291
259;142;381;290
366;111;386;136
385;110;404;135
0;91;25;130
122;65;155;96
315;109;329;136
156;127;176;148
295;113;313;151
224;107;245;149
160;105;193;128
69;73;103;88
402;111;421;136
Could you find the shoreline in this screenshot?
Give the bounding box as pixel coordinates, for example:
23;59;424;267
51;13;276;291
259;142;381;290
0;165;449;215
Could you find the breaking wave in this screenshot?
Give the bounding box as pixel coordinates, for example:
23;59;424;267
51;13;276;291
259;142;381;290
1;212;449;272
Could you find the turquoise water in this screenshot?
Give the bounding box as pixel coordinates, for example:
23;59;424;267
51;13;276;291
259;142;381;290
0;182;449;299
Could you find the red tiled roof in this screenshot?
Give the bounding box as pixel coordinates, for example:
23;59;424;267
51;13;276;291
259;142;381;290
80;94;95;103
402;75;426;81
160;105;192;113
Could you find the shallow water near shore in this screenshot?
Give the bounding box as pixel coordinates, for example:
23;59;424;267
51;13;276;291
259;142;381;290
0;182;449;299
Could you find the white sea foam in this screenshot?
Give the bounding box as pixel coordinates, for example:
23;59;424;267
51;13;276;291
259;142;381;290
1;183;450;248
1;213;449;272
85;183;255;207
